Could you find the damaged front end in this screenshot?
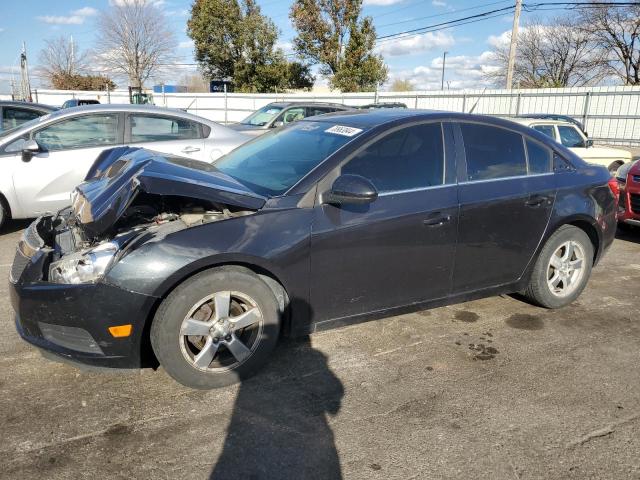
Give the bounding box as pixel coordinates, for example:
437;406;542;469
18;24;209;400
12;147;265;286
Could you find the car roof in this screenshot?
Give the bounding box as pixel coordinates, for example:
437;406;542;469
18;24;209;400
302;109;581;140
507;117;577;127
0;101;57;112
34;103;221;125
266;101;353;109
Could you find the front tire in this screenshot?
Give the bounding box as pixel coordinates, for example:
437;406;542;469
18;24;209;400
0;197;9;231
522;225;594;308
151;267;281;389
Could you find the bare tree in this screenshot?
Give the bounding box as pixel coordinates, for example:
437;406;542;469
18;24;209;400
488;17;607;88
95;0;176;88
179;73;210;93
581;3;640;85
38;36;88;85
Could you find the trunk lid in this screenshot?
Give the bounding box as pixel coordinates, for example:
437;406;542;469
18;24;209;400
72;147;266;238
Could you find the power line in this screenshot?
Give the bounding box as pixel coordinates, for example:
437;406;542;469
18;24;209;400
376;0;512;30
375;1;640;44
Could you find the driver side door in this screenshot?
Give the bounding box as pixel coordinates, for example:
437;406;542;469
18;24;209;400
11;113;122;216
309;122;459;323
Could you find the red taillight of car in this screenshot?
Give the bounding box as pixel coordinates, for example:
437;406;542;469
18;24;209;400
608;177;620;201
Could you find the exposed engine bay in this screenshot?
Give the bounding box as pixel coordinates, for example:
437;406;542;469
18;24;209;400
34;193;255;284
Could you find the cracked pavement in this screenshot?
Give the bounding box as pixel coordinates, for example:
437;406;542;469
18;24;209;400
1;220;639;479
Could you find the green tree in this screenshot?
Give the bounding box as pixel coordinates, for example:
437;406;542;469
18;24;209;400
290;0;387;92
188;0;315;92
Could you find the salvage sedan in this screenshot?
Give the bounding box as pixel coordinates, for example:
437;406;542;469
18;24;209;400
10;110;617;389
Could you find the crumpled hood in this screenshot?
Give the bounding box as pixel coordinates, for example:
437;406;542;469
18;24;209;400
72;146;266;238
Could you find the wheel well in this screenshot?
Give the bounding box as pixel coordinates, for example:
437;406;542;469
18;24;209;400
140;262;291;366
566;220;600;264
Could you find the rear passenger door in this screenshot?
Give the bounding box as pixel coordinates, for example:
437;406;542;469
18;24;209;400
452;122;555;293
125;114;207;161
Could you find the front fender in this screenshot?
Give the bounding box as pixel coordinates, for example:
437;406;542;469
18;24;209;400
104;207;313;324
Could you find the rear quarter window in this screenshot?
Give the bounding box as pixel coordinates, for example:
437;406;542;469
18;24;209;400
526;139;553;174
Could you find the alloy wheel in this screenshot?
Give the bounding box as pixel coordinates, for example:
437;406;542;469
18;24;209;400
546;240;586;298
179;291;264;372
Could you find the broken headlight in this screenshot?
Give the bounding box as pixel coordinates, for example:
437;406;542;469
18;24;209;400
49;242;118;284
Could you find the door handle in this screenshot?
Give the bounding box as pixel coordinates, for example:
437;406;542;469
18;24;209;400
181;146;201;154
423;213;451;227
524;195;548;207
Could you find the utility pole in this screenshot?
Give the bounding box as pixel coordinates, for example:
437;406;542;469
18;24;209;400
441;51;448;91
506;0;522;89
20;42;32;102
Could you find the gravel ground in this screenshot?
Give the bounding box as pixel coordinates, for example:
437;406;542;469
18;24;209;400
0;220;639;480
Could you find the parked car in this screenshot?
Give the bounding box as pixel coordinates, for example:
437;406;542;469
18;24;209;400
510;118;631;173
0;104;250;228
227;102;355;136
0;101;57;132
356;102;408;109
10;110;616;389
61;99;100;109
615;159;640;229
518;114;587;136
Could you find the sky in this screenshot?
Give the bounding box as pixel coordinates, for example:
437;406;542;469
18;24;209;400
0;0;561;93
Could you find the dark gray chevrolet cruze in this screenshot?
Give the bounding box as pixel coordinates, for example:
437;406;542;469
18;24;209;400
10;110;617;389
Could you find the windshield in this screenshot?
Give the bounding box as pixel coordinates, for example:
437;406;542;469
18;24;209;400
240;104;284;126
214;121;364;196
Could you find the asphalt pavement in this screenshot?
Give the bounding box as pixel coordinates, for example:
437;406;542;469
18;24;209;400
1;220;639;480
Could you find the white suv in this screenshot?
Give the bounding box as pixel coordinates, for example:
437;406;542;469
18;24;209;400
510;117;631;173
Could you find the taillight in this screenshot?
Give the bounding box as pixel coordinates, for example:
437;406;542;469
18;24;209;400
608;176;620;201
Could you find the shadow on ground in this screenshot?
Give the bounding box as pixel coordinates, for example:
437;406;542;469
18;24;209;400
1;219;31;236
210;336;344;480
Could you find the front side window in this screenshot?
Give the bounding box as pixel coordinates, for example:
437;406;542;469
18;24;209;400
307;107;332;117
129;115;201;142
342;123;444;192
532;125;556;139
526;139;553;174
278;107;306;125
34;114;119;151
460;123;527;181
214;121;360;197
2;107;42;131
558;125;585;148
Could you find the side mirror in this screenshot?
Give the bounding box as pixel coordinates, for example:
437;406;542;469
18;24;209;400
585;139;593;148
272;121;284;128
21;139;41;162
324;174;378;206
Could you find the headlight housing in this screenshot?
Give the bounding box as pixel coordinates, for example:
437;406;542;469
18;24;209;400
616;161;636;182
49;242;118;284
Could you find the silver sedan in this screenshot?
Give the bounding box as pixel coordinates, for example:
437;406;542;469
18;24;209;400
0;104;250;227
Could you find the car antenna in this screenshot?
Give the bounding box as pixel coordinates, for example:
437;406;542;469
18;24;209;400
467;87;487;114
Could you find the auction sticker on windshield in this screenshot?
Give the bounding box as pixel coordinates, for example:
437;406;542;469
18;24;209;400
325;125;363;137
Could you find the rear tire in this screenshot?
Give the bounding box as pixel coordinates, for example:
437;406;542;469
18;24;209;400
151;266;281;389
522;225;594;308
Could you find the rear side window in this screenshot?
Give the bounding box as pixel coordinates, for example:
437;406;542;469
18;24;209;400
459;123;526;181
558;126;585;148
130;115;201;142
526;139;553;174
532;125;556;139
342;123;444;192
